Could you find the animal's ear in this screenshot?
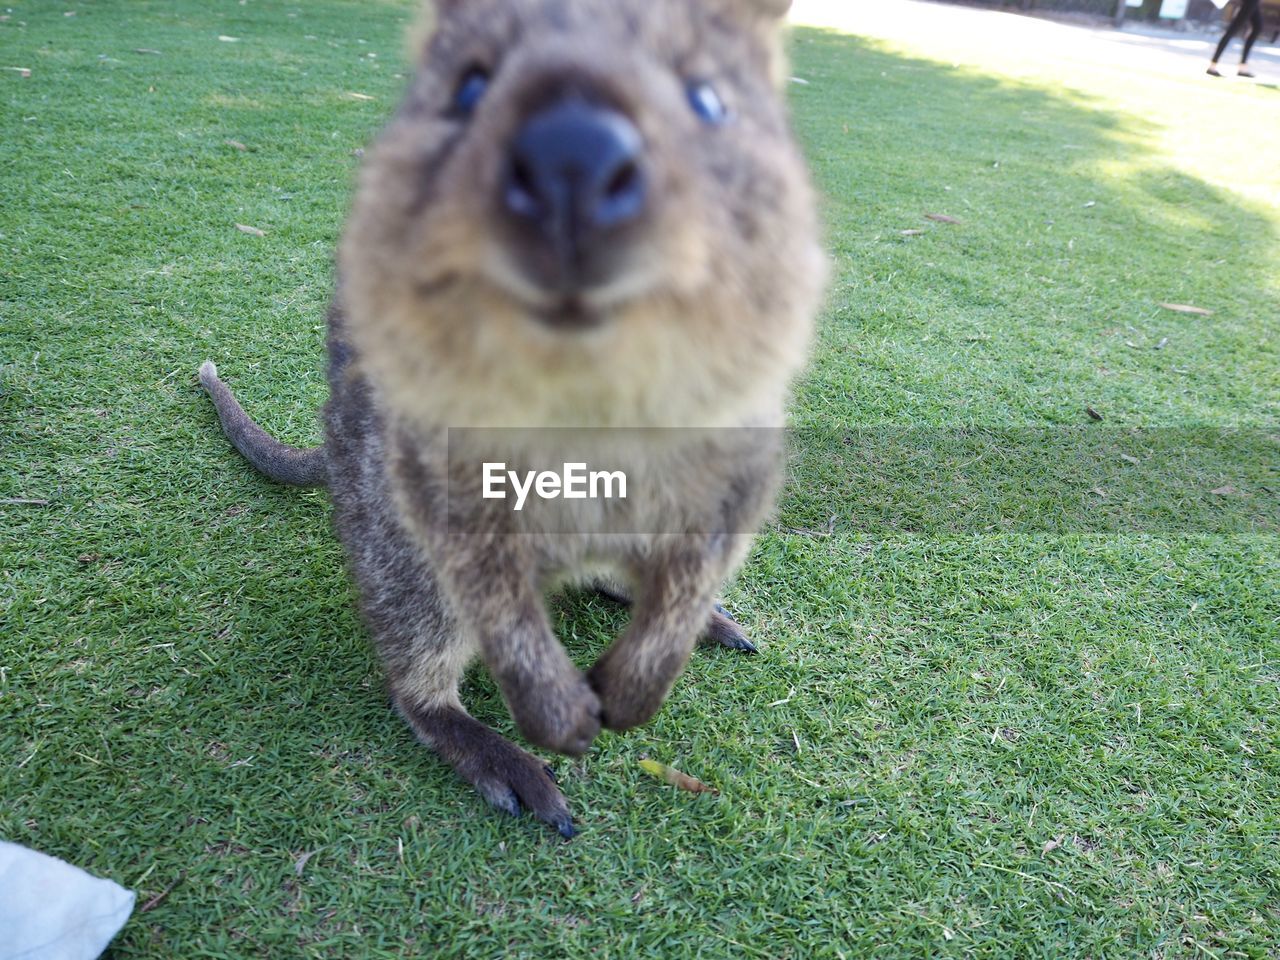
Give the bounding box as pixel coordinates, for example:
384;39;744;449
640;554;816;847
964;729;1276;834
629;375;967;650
719;0;793;24
747;0;793;18
407;0;459;62
711;0;793;86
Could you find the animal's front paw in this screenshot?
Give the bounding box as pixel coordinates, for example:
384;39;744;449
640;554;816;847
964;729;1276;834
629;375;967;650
506;671;602;757
587;655;666;732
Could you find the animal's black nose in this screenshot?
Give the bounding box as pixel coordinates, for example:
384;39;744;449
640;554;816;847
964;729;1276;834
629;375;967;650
502;100;646;267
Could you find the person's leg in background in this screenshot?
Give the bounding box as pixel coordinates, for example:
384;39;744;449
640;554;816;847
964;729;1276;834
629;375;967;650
1208;0;1260;76
1236;0;1264;77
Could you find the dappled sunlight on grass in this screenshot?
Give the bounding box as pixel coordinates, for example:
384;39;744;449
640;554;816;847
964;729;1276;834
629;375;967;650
791;26;1278;429
790;1;1280;211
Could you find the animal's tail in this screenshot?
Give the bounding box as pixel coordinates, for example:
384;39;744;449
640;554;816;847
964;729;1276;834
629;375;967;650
198;360;328;487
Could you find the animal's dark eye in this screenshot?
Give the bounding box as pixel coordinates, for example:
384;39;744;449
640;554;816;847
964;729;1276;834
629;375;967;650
686;80;728;125
451;67;490;118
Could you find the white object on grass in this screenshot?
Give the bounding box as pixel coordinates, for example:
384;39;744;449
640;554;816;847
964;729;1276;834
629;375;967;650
0;841;134;960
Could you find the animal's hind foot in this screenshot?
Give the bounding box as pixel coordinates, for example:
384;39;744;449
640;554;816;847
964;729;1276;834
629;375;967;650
704;603;757;654
397;700;576;838
469;744;577;839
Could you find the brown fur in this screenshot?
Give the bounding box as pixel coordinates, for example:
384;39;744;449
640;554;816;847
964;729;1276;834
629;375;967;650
200;0;826;836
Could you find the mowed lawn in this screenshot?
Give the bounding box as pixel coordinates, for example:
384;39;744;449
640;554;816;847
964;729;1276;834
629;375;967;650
2;1;1277;957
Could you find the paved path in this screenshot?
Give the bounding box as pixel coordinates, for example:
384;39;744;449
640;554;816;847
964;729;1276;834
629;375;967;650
791;0;1280;87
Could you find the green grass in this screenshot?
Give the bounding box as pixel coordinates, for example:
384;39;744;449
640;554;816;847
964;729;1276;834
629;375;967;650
2;2;1277;957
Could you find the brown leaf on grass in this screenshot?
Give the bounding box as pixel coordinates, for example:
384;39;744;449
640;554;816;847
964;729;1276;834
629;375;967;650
1119;453;1141;465
1086;406;1103;422
782;515;837;538
224;139;248;151
1159;303;1213;316
1042;836;1064;854
1210;485;1238;496
638;759;718;795
138;871;186;914
924;212;961;224
235;223;265;237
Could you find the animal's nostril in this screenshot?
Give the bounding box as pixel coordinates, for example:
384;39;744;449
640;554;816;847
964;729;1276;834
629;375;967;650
595;159;645;229
605;161;638;201
505;156;542;220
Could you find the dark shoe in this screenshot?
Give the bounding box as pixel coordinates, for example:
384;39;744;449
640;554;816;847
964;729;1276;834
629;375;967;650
1237;66;1255;78
1206;65;1222;77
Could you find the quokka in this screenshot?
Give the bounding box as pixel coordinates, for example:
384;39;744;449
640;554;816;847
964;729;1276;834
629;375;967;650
200;0;826;836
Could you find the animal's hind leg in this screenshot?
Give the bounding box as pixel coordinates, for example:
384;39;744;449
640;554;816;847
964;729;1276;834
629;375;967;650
396;698;575;838
591;578;757;654
326;370;574;836
332;463;574;837
355;551;575;838
704;603;757;653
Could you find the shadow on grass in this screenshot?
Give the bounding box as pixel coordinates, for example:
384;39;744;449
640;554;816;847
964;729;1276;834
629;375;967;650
789;27;1279;423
